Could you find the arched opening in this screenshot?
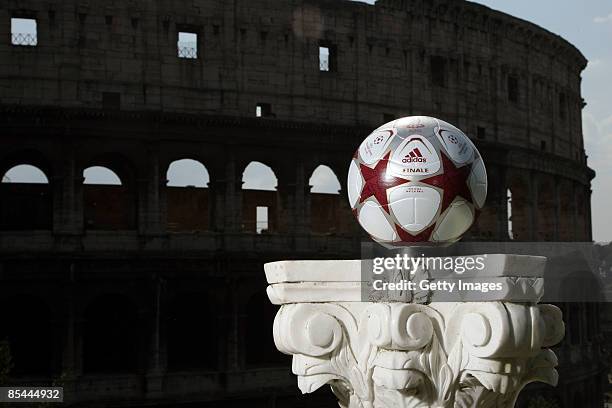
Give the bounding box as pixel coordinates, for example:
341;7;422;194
0;295;55;376
83;166;122;185
242;162;278;233
309;165;349;234
507;178;529;240
83;166;136;230
83;294;141;373
0;164;52;230
245;290;288;367
242;162;277;191
536;180;555;241
167;293;218;370
507;188;513;240
3;164;48;183
309;165;341;194
166;159;210;232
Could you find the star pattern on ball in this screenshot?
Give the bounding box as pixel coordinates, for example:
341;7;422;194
420;152;473;214
395;223;436;243
358;152;409;212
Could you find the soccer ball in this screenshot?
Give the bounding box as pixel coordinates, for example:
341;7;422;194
347;116;487;246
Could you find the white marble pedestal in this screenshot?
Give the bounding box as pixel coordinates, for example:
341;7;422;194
265;255;564;408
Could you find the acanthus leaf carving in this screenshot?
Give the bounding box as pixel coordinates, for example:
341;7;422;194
272;301;563;408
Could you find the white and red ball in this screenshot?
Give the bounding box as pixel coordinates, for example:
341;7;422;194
347;116;487;246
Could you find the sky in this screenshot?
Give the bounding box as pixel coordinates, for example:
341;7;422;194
5;2;612;241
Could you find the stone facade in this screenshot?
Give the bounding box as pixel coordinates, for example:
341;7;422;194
0;0;600;407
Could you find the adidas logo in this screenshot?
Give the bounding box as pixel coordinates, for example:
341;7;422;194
402;147;427;163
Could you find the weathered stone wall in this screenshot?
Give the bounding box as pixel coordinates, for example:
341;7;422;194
0;0;587;162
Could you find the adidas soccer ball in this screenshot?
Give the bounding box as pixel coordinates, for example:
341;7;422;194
347;116;487;246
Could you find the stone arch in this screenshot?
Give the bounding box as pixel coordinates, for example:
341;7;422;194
166;292;218;370
0;148;54;181
83;166;122;185
309;164;340;194
506;175;530;240
81;154;137;230
82;294;142;373
165;159;210;231
244;290;287;367
242;161;277;191
81;152;136;186
242;161;278;233
166;159;210;187
0;163;53;230
2;164;49;183
0;295;56;376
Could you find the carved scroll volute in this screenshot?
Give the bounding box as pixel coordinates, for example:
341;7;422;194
445;303;564;359
537;304;565;348
272;303;376;405
365;304;443;351
445;303;511;359
273;304;345;357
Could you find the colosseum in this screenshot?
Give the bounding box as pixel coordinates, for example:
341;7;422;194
0;0;602;406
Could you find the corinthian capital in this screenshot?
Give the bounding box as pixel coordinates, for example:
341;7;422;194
266;256;564;408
